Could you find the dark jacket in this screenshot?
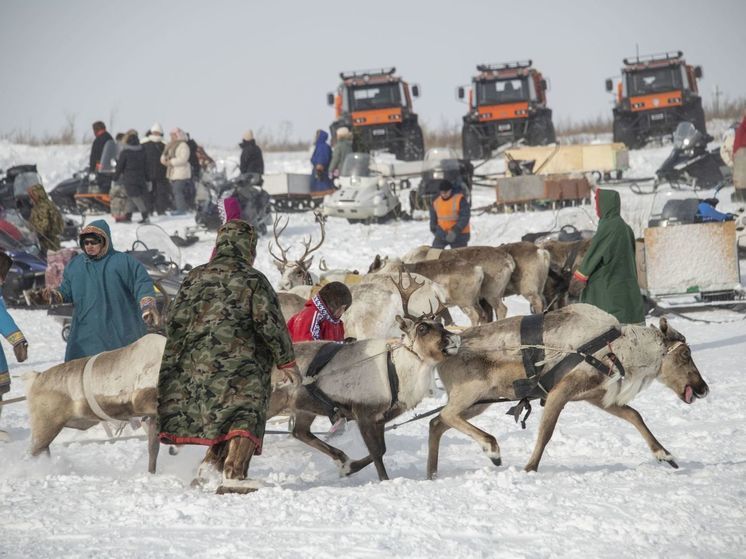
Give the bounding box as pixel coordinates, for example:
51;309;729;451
114;136;148;197
90;130;114;172
55;220;156;361
143;140;167;181
574;189;645;324
239;139;264;176
310;130;333;191
187;138;201;177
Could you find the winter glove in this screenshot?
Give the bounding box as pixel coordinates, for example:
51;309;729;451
39;288;63;305
142;306;161;329
140;298;161;328
445;230;458;244
568;276;586;298
13;340;28;363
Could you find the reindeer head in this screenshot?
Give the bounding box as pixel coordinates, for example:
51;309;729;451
657;318;709;404
269;215;325;290
390;271;460;364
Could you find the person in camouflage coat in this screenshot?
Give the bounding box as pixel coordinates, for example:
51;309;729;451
27;184;64;256
157;219;300;494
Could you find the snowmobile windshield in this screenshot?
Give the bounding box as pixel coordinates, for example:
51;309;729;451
476;78;528;105
99;139;118;174
0;209;40;253
673;122;703;149
135;224;181;270
13;171;43;198
341;153;374;178
349;83;403;111
626;66;683;96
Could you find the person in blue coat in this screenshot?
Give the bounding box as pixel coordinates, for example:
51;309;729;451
310;129;333;192
44;220;160;362
0;252;28;440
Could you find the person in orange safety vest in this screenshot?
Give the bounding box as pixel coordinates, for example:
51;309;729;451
429;179;471;248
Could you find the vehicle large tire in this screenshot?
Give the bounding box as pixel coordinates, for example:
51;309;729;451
613;116;639;149
462;126;483;160
401;126;424;161
527;115;556;145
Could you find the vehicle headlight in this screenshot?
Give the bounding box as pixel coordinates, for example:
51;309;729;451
682;138;690;147
373;194;383;205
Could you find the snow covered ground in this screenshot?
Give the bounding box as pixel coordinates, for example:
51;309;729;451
1;139;745;558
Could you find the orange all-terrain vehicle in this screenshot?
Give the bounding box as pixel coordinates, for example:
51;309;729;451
459;60;555;159
606;51;705;148
327;67;424;161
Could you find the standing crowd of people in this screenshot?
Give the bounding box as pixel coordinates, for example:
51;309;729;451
90;121;216;224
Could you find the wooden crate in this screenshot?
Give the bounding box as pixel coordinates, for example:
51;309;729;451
505;143;629;175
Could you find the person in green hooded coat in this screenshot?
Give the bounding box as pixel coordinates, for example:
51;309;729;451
43;219;159;361
569;188;645;324
27;184;64;257
157;219;301;494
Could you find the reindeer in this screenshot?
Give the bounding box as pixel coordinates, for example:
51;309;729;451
344;272;452;339
425;305;709;478
400;245;518;320
277;291;306;322
269;214;325;291
403;242;550;317
368;254;486;325
24;334;166;473
266;273;461;481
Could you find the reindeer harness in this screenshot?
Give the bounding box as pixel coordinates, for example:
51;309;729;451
303;342;400;422
507;314;626;428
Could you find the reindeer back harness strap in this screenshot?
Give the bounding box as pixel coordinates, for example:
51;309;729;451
507;314;625;428
82;353;125;424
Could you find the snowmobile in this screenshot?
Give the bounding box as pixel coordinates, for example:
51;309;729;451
409;148;474;211
50;170;111;214
655;121;729;189
0;210;46;306
0;164;44;219
195;170;272;234
48;224;189;340
322;153;403;224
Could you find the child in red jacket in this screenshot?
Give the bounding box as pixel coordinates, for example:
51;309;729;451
287;282;351;342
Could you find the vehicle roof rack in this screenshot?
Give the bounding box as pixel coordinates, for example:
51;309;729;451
340;67;396;80
623;51;683;65
476;60;532;72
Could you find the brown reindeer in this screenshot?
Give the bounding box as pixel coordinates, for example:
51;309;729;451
426;306;709;478
265;273;461;481
369;254;487;325
400;245;517;320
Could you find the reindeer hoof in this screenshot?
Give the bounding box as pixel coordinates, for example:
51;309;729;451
654;450;678;469
490;457;502;467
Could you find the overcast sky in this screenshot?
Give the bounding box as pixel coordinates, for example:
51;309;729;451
1;0;744;147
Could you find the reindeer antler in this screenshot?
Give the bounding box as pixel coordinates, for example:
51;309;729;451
425;297;450;321
298;217;326;263
268;215;290;264
390;270;425;320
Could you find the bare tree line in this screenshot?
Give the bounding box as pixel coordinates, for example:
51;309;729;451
3;98;744;149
